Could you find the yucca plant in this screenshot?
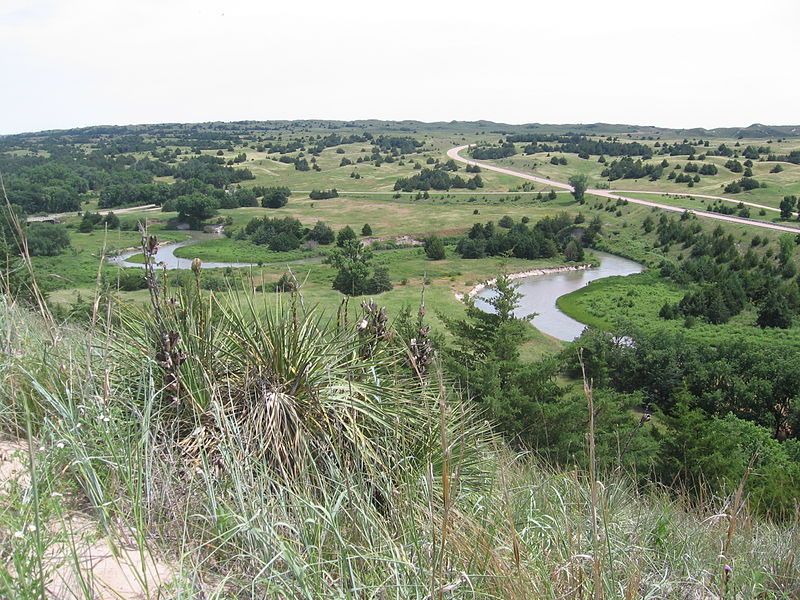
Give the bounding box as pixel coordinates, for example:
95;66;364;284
110;241;497;494
3;288;800;598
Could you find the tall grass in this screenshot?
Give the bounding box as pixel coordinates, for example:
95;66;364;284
1;250;799;597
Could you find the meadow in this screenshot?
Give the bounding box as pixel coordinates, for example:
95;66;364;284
4;120;800;597
41;162;800;358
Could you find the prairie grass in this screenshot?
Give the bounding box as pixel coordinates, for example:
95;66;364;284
1;253;799;597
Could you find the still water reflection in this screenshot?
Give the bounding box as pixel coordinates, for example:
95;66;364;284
475;251;643;341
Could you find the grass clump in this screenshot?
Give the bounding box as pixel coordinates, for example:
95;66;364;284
1;243;799;597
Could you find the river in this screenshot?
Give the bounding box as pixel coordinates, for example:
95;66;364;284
111;236;642;341
108;232;256;269
474;251;643;341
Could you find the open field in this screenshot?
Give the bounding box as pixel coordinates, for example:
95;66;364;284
8;123;800;377
43;186;800;359
557;269;800;349
5;120;800;598
461;138;800;210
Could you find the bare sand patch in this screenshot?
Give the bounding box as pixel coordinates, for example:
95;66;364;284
1;439;176;599
45;516;175;600
0;439;30;493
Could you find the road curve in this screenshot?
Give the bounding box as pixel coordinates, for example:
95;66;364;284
447;145;800;234
447;145;573;190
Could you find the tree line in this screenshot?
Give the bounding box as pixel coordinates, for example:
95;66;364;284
394;168;483;192
455;213;600;262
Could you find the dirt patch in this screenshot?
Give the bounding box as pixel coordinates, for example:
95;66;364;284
363;234;423;247
454;263;593;301
46;516;175;600
0;439;31;493
1;439;176;598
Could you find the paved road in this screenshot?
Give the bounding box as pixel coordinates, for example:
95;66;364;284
447;145;800;234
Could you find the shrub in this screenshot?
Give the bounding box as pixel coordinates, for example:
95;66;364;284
336;226;357;247
262;187;291;208
308;221;335;245
424;236;445;260
25;223;71;256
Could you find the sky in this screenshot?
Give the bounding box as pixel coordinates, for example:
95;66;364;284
1;0;798;135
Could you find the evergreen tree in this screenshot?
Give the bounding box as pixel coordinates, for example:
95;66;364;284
329;239;373;296
424;235;446;260
498;215;514;229
757;290;793;328
564;239;584;262
336;225;357;247
780;196;797;220
102;212;120;229
78;214;95;233
308;221;335;245
262;187;291;208
368;267;392;294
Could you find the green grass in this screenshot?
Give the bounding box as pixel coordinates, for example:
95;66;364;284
27;228;189;291
603;190;800;222
557;270;800;349
480;143;800;210
216;193;577;237
2;287;799;598
8;133;800;582
44;181;800;358
30;134;800;365
240;141;523;192
557;271;685;330
48;243;572;358
172;237;317;263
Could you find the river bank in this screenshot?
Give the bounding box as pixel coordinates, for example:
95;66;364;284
108;232;258;269
473;251;644;341
454;263;594;302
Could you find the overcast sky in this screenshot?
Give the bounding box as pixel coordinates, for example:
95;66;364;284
1;0;798;135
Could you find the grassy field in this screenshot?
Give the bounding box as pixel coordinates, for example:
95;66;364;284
227;140;524;192
3;298;798;598
43;181;800;359
21;128;800;361
29;228;188;290
556;270;800;349
211;194;575;244
6;123;800;597
481;144;800;210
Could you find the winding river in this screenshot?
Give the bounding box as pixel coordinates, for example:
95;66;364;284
108;233;256;269
111;235;642;341
474;251;643;341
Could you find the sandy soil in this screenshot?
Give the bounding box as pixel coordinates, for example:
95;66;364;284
1;439;175;599
454;263;592;301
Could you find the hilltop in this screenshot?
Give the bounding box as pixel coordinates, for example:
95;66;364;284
3;119;800;141
2;118;800;597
